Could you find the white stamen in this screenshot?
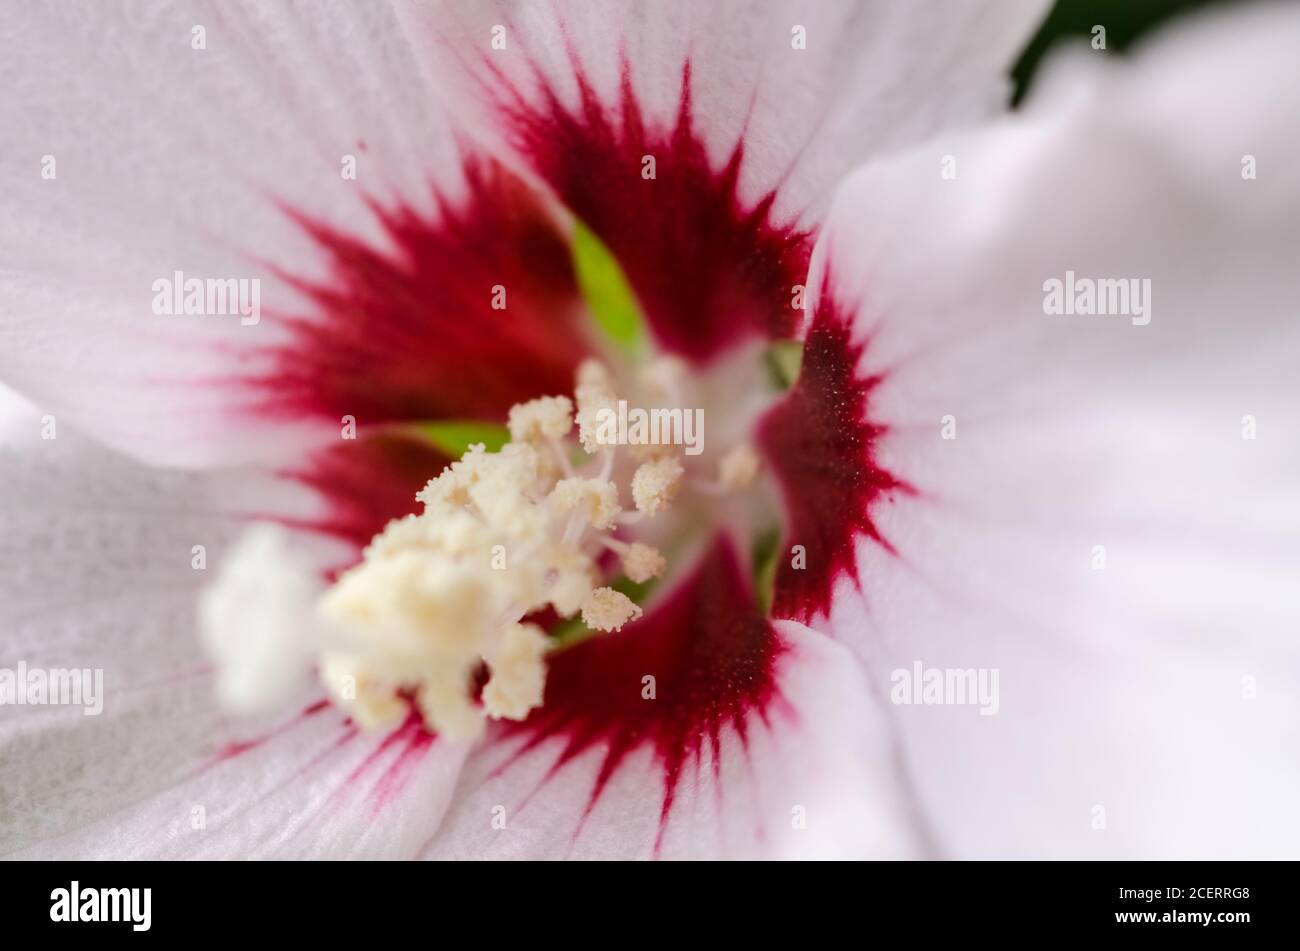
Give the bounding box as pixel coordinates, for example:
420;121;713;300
481;622;549;720
545;435;575;479
508;395;573;443
581;587;643;632
319;651;408;730
631;455;684;517
622;542;666;583
575;359;618;454
197;524;327;716
202;354;769;735
597;447;616;482
549;476;621;531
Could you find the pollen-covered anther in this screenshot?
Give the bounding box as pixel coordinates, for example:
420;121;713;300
631;455;684;517
300;376;693;736
417;669;486;741
481;623;549;720
308;416;652;735
622;542;666;583
319;653;407;731
548;476;621;530
574;358;618;454
544;545;599;616
718;443;761;491
581;586;643;632
415;442;491;509
317;547;497;739
507;395;573;443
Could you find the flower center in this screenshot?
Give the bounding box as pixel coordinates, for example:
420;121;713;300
314;357;762;740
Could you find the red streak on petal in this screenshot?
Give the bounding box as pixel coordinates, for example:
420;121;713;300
367;716;437;813
500;536;791;854
254;158;588;428
204;699;332;770
283;434;448;557
759;282;908;623
192;718;362;847
235;58;846;835
317;709;437;814
498;59;811;363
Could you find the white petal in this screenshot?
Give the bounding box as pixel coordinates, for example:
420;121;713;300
0;1;466;466
813;5;1300;857
10;706;473;860
419;622;920;859
400;0;1050;224
0;407;468;857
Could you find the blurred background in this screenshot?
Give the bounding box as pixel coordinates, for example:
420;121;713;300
1014;0;1239;101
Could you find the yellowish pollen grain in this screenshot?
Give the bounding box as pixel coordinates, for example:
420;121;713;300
548;476;621;531
299;364;729;735
320;550;490;654
631;456;684;517
574;359;618;454
417;671;485;741
581;586;643;632
576;405;616;453
467;442;544;526
544;546;598;616
718;443;761;491
415;442;490;508
508;395;573;443
481;622;549;720
204;343;783;736
622;542;666;583
319;653;407;730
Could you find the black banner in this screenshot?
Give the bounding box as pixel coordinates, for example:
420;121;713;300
0;860;1285;938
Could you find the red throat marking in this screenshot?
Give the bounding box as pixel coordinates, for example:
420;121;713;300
242;54;896;852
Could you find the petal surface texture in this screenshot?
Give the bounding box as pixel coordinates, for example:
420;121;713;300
422;609;922;859
807;5;1300;857
0;1;525;466
0;402;470;858
367;0;1050;360
0;0;1053;858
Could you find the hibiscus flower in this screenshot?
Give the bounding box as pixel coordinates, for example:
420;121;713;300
2;0;1297;860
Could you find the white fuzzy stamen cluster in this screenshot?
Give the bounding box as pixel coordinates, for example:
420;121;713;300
315;361;680;741
201;360;770;741
631;455;684;516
